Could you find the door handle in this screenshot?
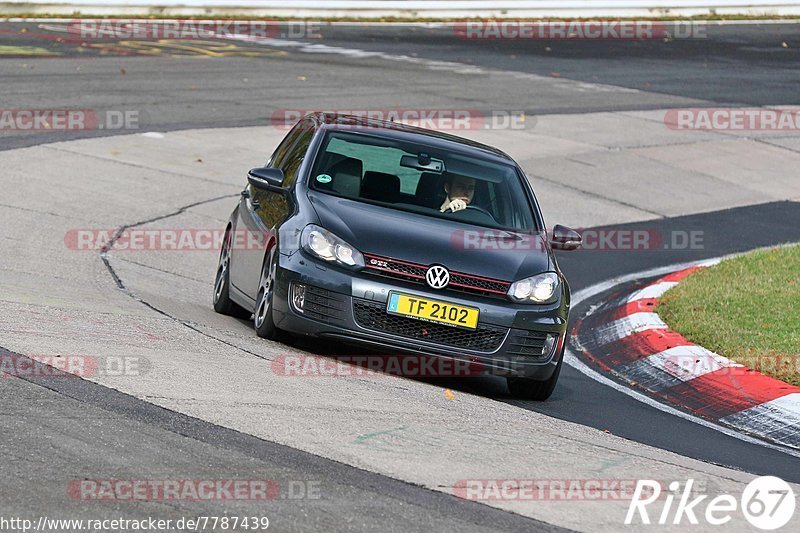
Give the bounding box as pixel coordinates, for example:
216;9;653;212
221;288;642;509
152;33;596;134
250;199;260;210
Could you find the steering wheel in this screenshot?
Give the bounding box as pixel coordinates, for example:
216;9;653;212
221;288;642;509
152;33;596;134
443;203;497;223
464;205;496;219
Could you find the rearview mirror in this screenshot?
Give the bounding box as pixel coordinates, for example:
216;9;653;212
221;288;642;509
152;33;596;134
248;167;287;194
550;224;582;251
400;154;444;173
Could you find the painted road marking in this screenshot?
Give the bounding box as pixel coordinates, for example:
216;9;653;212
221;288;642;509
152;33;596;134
627;281;678;302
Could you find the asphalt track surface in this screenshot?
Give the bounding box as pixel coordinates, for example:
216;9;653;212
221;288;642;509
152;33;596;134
2;21;800;150
1;20;800;531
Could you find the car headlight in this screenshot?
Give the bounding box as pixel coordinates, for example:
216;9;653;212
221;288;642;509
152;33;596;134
507;272;560;304
301;225;364;268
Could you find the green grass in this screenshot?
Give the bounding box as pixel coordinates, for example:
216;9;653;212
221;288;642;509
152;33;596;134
657;245;800;387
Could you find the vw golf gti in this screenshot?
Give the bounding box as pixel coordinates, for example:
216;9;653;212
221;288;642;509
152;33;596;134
213;112;581;399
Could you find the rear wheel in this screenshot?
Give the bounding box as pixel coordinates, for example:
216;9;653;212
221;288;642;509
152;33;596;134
506;342;564;401
254;247;291;342
213;228;251;319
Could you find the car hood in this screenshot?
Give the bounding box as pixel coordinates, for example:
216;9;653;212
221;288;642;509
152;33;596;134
307;192;553;282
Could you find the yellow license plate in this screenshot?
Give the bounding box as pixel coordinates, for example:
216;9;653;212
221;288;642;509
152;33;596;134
386;292;479;330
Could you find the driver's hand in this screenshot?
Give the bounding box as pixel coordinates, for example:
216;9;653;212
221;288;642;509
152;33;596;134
441;198;467;213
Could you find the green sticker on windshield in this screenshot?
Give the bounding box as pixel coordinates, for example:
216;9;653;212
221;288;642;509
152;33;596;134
316;174;332;184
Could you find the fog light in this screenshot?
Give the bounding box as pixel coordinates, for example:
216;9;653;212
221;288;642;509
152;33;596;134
291;283;306;313
542;334;558;357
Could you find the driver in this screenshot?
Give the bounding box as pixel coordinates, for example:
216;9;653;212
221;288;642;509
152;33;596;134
440;174;476;213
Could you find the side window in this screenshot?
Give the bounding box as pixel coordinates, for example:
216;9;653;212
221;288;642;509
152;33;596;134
268;119;308;170
277;121;315;187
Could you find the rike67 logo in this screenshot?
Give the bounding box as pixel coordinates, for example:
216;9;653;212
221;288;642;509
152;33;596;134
626;477;796;530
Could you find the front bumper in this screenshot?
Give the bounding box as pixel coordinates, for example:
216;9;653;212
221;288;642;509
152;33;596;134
272;250;569;379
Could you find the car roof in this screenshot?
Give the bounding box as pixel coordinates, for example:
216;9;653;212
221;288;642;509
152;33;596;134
305;112;516;165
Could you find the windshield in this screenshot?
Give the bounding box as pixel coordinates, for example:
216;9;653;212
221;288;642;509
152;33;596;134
308;131;538;231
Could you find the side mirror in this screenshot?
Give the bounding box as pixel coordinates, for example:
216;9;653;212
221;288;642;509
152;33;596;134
248;167;287;194
550;224;582;251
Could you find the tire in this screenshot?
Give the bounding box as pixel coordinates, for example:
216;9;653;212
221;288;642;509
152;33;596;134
254;246;291;342
213;228;251;319
506;342;564;401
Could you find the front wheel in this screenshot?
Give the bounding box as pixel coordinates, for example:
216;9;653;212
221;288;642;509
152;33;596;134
506;342;564;401
254;247;290;342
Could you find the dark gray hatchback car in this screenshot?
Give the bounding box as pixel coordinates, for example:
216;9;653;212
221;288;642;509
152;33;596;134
213;112;581;400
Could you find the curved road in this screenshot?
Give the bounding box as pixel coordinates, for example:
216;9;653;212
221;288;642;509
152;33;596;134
1;20;800;531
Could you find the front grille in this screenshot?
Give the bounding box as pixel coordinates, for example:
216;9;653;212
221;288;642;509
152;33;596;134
450;272;509;294
353;298;507;352
506;329;551;358
301;285;347;323
363;253;510;298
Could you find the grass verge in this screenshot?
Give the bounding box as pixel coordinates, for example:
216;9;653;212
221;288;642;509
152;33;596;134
657;245;800;387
